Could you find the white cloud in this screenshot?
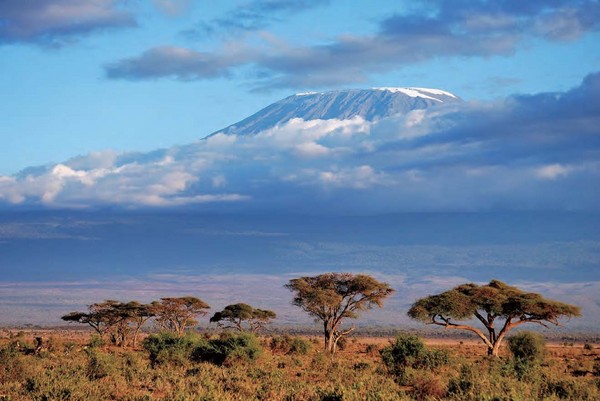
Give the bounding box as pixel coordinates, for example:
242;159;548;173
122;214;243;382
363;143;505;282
319;165;388;189
294;141;330;157
1;74;599;212
535;164;571;180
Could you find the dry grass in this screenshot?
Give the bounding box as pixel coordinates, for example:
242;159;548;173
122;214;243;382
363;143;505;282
0;329;599;401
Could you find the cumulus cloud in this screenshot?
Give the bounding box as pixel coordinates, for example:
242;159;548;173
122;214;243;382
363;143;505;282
0;0;136;47
1;73;599;211
106;0;600;88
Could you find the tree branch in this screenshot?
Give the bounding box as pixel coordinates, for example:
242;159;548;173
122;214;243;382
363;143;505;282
431;315;494;349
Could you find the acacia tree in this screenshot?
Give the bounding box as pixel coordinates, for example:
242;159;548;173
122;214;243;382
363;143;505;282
152;296;210;336
286;273;394;353
209;303;276;333
408;280;581;356
123;301;155;348
62;300;155;347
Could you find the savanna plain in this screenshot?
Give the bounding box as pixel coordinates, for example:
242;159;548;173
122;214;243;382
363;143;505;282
1;328;598;401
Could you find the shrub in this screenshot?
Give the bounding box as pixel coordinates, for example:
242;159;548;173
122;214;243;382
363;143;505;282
508;331;546;363
380;333;449;378
86;349;118;380
0;344;25;384
316;388;344;401
193;332;262;365
88;334;105;348
447;364;476;397
143;332;207;366
583;343;593;351
144;331;262;366
270;335;311;355
364;343;378;355
335;336;347;351
410;373;446;401
508;331;546;379
540;376;600;400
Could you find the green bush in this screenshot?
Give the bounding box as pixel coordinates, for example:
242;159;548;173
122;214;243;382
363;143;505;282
88;334;105;348
447;364;476;397
143;331;262;367
86;349;118;380
193;332;262;365
508;331;546;379
270;335;311;355
380;333;449;378
143;332;208;366
540;376;600;400
508;331;546;363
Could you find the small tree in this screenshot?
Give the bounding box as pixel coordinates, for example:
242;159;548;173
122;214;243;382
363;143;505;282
285;272;394;353
62;300;125;341
62;300;154;347
123;301;155;348
209;303;276;333
152;297;210;336
408;280;580;356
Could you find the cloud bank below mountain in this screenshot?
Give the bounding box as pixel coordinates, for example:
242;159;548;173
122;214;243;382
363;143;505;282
1;73;599;213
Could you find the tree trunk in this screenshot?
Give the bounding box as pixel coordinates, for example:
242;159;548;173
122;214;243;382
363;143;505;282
132;326;141;348
491;330;509;357
324;330;336;353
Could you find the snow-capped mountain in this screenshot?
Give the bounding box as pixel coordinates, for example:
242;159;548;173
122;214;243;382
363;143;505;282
5;75;596;213
208;87;460;137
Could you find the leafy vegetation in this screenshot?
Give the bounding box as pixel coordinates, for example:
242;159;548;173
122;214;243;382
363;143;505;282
143;331;262;366
380;334;449;383
1;331;598;401
7;276;590;400
209;303;276;333
270;335;312;355
408;280;581;356
508;331;546;379
286;273;394;353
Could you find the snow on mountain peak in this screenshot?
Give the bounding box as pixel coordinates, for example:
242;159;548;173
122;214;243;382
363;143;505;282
209;87;461;137
372;87;457;101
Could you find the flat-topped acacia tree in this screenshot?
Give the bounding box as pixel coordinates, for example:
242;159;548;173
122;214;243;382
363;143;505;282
286;273;394;353
408;280;581;356
151;297;210;337
62;300;154;347
209;303;276;333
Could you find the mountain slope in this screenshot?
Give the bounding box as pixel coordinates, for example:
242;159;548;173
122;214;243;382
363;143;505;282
208;87;460;137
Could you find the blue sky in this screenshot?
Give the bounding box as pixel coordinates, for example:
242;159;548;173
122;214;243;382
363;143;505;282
1;0;599;175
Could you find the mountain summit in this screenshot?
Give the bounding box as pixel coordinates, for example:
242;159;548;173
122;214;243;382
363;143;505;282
208;87;460;137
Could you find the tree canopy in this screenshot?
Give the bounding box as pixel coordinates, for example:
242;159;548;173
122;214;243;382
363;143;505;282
152;296;210;336
408;280;581;356
286;272;394;353
61;300;155;347
209;303;276;333
62;296;210;344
